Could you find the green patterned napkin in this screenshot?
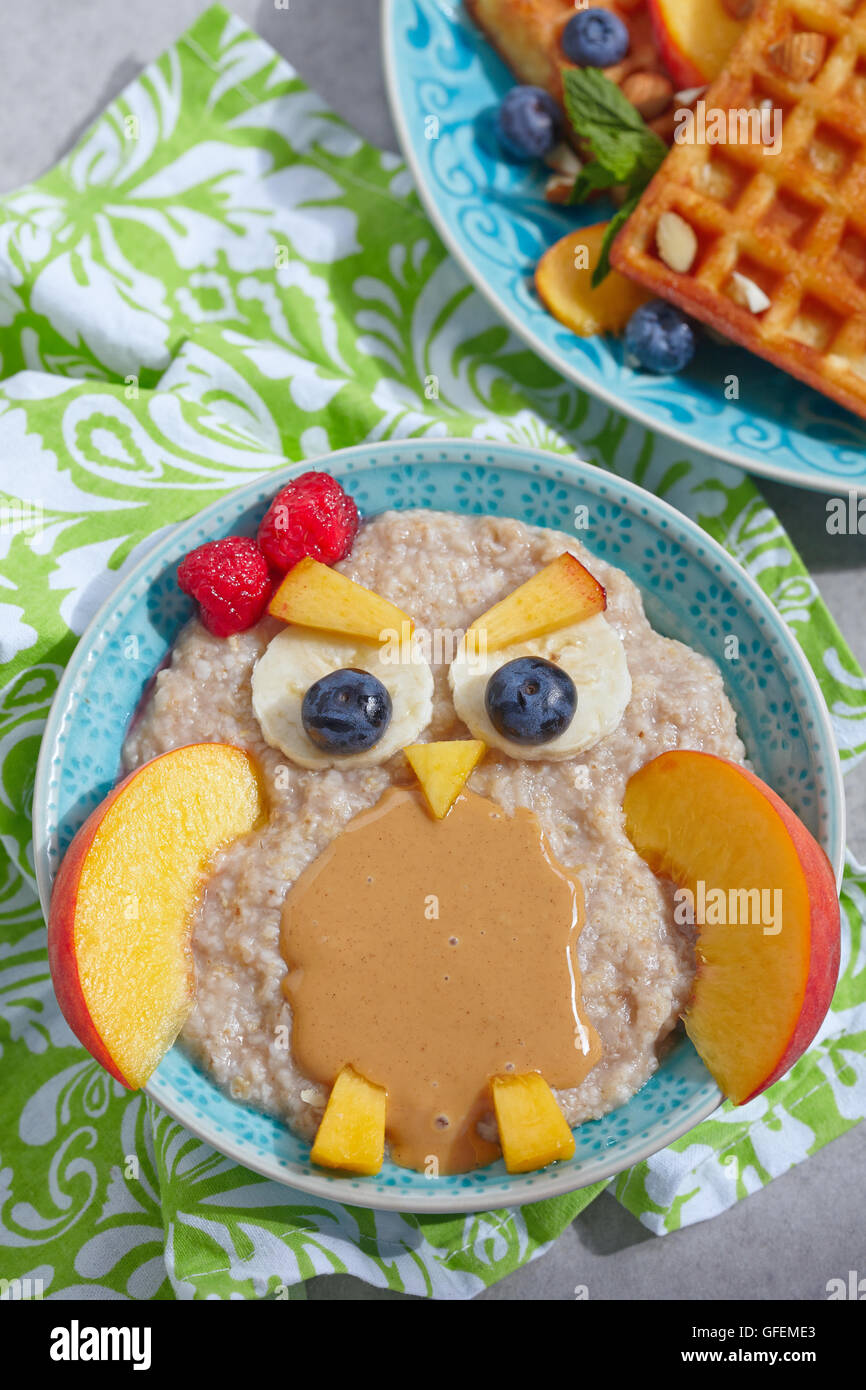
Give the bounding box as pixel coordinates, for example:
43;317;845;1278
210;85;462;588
1;5;864;1299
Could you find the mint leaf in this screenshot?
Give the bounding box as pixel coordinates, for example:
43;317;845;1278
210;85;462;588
563;64;649;136
562;66;667;185
590;191;641;289
569;159;620;204
561;66;668;285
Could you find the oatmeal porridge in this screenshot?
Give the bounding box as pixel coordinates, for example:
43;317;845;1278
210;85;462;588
122;509;746;1153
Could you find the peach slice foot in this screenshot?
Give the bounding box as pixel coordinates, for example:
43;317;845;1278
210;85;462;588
48;743;265;1089
492;1073;575;1173
623;751;841;1104
311;1065;387;1175
403;739;486;819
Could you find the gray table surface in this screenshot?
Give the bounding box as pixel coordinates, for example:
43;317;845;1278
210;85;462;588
2;0;864;1302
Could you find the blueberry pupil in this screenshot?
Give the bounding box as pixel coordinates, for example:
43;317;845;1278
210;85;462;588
485;656;577;746
302;668;392;754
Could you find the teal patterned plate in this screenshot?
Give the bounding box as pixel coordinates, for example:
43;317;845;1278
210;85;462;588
33;439;845;1212
383;0;866;493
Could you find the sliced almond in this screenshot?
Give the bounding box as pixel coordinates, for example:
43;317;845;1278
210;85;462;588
621;70;674;120
656;211;698;274
300;1086;328;1107
767;32;827;82
545;172;576;204
728;271;772;313
674;85;708;106
544;142;582;177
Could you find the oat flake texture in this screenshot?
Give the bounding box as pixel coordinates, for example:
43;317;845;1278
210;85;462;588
1;5;865;1299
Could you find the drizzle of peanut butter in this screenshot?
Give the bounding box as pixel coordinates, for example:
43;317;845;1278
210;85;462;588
281;786;601;1174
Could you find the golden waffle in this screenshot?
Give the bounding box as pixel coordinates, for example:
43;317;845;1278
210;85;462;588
610;0;866;419
465;0;679;142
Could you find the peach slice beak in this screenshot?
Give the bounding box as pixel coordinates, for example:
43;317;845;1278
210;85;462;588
403;739;487;819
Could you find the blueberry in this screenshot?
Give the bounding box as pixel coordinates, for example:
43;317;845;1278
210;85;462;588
301;668;392;754
485;656;577;745
561;9;630;67
495;86;561;160
624;300;696;373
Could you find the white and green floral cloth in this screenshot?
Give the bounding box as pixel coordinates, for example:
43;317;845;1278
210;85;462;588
1;5;864;1299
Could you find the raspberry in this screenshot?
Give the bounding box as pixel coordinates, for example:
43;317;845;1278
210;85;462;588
177;536;272;638
257;471;359;573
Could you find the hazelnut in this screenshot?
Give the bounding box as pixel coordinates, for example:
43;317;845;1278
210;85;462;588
621;70;675;120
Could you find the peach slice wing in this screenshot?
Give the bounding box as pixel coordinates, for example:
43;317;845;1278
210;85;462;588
48;743;265;1090
623;751;841;1105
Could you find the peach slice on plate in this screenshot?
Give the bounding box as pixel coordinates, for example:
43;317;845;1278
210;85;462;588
48;743;265;1089
466;552;606;655
623;751;841;1104
535;222;650;338
648;0;746;88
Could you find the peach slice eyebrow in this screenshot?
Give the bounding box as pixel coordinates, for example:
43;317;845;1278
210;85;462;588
268;556;414;643
465;552;606;654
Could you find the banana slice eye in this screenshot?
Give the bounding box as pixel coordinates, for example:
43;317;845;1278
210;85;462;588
252;628;433;770
450;614;631;762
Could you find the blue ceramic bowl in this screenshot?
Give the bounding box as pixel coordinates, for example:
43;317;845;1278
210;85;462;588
34;439;845;1212
383;0;866;493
